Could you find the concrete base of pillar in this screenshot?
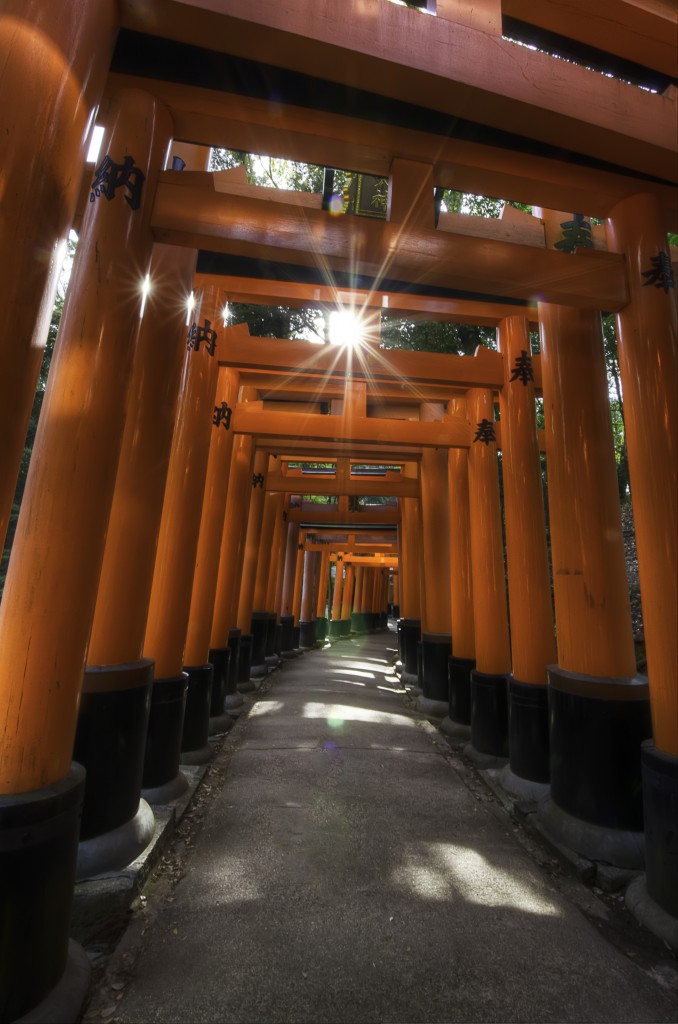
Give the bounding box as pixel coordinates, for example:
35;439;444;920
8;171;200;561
208;712;235;736
641;741;678;919
265;654;279;670
402;671;421;693
14;940;91;1024
180;741;215;766
499;764;550;802
626;877;678;953
76;799;155;881
142;771;189;806
250;662;268;679
224;692;245;708
537;796;645;869
416;693;448;718
463;742;509;770
439;716;471;741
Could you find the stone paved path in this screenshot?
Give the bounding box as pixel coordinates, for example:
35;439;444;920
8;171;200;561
101;632;676;1023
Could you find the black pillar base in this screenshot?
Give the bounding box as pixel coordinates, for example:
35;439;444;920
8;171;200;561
391;604;400;619
448;655;475;726
315;616;328;643
274;622;283;656
293;625;301;650
237;634;255;690
470;670;509;757
265;613;277;659
350;611;364;634
74;660;155;872
641;741;678;919
399;618;420;687
299;619;317;649
226;629;241;693
328;619;342;639
208;647;231;718
339;618;351;638
421;633;452;704
379;611;388;629
0;765;86;1023
508;677;550;785
250;612;269;678
180;664;214;763
13;939;91;1024
142;673;188;796
208;647;237;726
280;615;296;657
548;665;651;834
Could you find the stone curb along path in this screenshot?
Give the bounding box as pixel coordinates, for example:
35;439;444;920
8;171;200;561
84;634;678;1024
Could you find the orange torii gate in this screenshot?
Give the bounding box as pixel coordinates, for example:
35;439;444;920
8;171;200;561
0;2;676;1018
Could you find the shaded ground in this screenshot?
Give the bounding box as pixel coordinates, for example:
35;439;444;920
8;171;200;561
84;632;676;1024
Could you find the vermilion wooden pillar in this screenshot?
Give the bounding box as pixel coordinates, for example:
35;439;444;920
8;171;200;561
0;0;118;560
0;87;171;1023
299;548;320;648
210;430;256;681
340;562;356;638
418;404;453;715
467;386;512;758
444;396;476;736
86;144;211;818
536;206;649;868
143;285;224;765
237;450;270;679
279;519;300;655
498;316;556;794
184;364;241;732
399;492;423;689
315;548;331;641
607;194;678;924
291;530;307;649
329;557;345;639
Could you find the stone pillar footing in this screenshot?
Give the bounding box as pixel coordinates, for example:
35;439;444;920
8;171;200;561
76;799;155;881
208;712;234;736
439;716;471;741
141;772;189;806
14;940;91;1024
401;671;420;693
625;876;678;954
499;764;550;802
416;693;448;718
180;742;215;766
537;796;644;869
640;741;678;919
463;742;509;769
224;691;244;710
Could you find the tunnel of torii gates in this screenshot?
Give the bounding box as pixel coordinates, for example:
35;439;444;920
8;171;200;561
0;0;677;1019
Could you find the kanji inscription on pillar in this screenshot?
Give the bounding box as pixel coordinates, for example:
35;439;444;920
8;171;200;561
554;214;593;253
212;402;233;429
641;251;675;293
473;419;496;445
252;473;264;488
90;155;146;210
509;350;535;386
187;318;218;356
